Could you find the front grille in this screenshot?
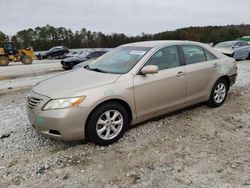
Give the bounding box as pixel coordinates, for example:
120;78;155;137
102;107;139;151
27;97;43;109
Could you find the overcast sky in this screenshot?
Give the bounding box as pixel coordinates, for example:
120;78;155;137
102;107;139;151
0;0;249;36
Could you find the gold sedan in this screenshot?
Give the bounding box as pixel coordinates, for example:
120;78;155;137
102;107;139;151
26;41;237;145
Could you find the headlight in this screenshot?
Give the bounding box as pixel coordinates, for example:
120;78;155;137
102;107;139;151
43;96;85;110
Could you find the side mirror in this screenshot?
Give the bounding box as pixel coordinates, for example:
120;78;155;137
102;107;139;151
140;65;159;75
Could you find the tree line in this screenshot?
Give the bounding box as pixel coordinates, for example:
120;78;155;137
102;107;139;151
0;24;250;51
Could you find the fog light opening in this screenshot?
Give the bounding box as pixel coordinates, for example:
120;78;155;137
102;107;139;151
49;129;61;136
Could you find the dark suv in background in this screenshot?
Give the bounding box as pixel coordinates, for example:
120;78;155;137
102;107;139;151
37;46;69;60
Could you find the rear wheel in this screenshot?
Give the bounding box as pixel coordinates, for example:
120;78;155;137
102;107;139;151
207;78;229;108
21;55;33;65
0;56;9;66
87;102;129;146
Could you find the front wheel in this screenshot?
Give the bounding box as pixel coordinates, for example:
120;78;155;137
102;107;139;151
62;66;72;70
21;55;33;65
87;102;129;146
207;78;229;108
0;56;9;66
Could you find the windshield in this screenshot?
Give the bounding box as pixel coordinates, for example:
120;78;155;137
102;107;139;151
48;47;57;52
87;46;151;74
214;41;234;49
79;51;89;57
74;51;88;57
4;43;14;50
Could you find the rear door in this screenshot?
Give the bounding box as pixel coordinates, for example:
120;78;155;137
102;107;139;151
181;45;219;104
133;45;186;119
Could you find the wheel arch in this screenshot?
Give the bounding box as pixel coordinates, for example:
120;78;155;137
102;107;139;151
219;75;230;88
206;75;230;100
84;98;133;139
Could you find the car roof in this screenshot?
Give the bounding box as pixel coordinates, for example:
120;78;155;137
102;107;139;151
217;41;237;44
121;40;207;48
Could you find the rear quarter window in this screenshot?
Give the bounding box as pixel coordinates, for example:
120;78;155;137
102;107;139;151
204;49;217;61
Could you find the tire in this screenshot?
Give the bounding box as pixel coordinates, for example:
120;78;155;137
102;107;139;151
0;56;9;66
63;66;72;70
47;55;52;60
87;102;129;146
247;52;250;60
207;78;229;108
21;55;33;65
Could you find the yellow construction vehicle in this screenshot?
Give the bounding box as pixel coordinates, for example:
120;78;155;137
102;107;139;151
0;41;36;66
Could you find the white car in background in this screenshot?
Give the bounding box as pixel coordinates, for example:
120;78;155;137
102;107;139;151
214;41;250;60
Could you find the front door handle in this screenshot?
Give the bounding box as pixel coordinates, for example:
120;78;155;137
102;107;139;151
177;71;185;77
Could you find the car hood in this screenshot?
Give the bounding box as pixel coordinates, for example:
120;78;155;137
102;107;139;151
63;56;87;62
32;68;121;98
214;47;234;55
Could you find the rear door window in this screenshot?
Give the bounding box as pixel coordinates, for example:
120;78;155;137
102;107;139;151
240;42;249;46
181;45;206;65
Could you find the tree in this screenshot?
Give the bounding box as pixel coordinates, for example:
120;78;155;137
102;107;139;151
9;24;250;51
0;31;9;43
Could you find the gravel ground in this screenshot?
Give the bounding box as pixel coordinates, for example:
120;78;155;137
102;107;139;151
0;61;250;187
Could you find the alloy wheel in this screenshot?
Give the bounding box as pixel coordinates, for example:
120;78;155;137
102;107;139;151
96;110;123;140
214;83;226;104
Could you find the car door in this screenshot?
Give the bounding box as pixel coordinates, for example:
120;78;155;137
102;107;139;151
181;45;219;104
133;45;186;119
237;42;250;59
54;48;62;57
48;48;58;57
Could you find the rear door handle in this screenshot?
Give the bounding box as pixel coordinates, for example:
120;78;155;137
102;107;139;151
214;63;219;68
177;71;185;77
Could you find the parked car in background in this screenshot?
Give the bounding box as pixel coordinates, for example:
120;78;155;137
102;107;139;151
214;41;250;60
206;42;214;47
234;45;250;60
62;51;78;59
73;59;95;69
37;46;69;60
27;40;237;146
61;50;107;70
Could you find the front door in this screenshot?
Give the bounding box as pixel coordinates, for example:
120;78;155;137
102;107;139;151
133;45;186;119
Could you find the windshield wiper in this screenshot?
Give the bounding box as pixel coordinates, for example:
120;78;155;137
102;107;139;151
84;65;107;73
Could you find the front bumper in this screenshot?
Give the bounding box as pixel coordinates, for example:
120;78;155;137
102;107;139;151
26;91;88;140
61;61;80;69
